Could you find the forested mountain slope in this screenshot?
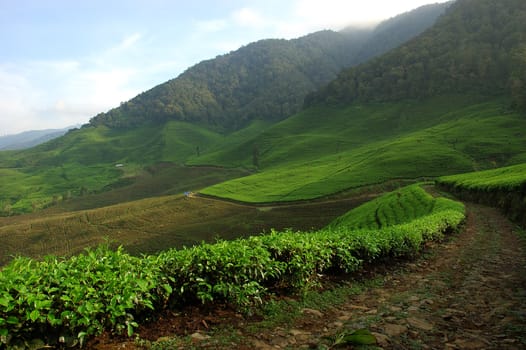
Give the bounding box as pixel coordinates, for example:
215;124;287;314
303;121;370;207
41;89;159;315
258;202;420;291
306;0;526;108
88;3;450;131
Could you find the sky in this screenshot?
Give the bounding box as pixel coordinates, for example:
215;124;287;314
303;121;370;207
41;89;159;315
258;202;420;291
0;0;450;135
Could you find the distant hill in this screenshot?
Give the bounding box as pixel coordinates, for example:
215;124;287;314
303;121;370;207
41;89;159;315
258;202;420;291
306;0;526;107
0;126;78;150
88;2;450;131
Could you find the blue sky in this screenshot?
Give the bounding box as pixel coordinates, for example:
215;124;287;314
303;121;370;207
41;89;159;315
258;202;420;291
0;0;449;134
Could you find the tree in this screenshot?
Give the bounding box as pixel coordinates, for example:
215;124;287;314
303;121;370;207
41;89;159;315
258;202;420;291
510;46;526;110
252;144;260;169
2;203;12;216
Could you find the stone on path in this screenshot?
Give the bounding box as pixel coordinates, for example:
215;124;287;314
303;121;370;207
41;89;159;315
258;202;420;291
383;323;408;336
407;317;434;331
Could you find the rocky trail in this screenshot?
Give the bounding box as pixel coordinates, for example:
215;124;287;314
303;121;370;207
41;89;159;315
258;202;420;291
237;203;526;350
89;203;526;349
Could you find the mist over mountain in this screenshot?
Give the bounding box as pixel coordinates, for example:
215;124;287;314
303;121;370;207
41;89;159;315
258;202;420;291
0;126;78;150
348;1;453;63
306;0;526;107
88;2;450;131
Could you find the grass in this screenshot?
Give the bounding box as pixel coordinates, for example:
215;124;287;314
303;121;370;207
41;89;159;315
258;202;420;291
0;121;255;213
0;118;276;214
1;95;525;212
159;121;224;163
185;119;274;167
202;97;526;202
54;164;251;211
436;163;526;226
437;162;526;190
0;164;121;214
328;184;437;230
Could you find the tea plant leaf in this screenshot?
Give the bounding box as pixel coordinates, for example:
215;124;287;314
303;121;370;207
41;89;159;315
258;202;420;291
29;310;40;322
6;316;19;325
163;283;173;295
0;297;10;308
341;329;377;345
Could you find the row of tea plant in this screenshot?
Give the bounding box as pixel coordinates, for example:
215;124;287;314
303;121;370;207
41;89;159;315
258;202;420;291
0;186;465;348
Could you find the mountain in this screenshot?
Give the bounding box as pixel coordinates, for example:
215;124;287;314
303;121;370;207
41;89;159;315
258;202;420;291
348;1;453;64
306;0;526;107
199;0;526;202
88;2;450;131
0;126;78;150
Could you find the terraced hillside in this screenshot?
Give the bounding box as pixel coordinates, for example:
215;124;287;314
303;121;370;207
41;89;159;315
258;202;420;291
329;184;439;230
201;97;526;202
437;162;526;226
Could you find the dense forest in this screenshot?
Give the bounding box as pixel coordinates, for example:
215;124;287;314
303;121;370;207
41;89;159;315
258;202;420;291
88;3;450;131
306;0;526;108
91;31;361;130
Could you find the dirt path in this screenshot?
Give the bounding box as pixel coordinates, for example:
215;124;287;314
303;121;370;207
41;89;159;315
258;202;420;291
88;203;526;349
242;203;526;349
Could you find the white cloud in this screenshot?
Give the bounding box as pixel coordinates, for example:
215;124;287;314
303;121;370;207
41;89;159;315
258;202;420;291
292;0;450;29
118;33;143;50
0;65;44;134
293;0;379;29
0;31;162;134
232;8;266;28
79;68;138;108
0;59;140;134
90;33;144;68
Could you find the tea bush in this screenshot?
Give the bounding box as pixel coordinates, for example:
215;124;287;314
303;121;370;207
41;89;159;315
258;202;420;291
436;163;526;226
0;186;465;348
437;163;526;191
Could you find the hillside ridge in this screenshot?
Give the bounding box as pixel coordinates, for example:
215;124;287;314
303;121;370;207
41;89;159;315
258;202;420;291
87;2;450;131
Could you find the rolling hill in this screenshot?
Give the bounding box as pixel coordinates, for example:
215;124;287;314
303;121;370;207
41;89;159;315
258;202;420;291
200;96;526;202
0;2;453;214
